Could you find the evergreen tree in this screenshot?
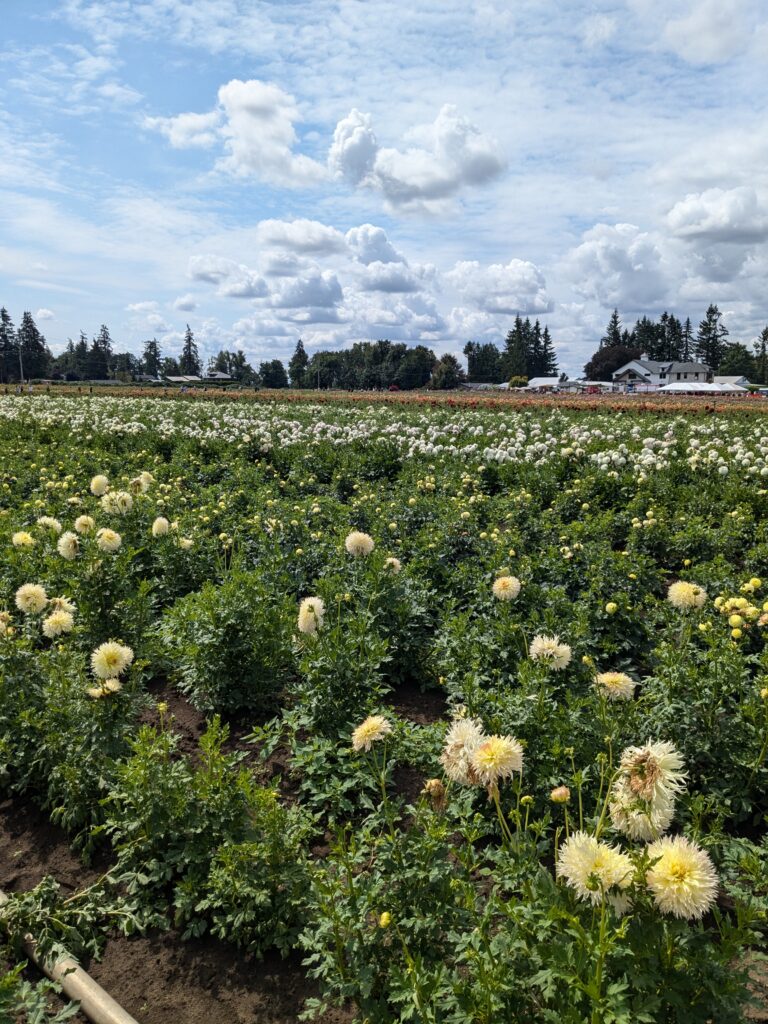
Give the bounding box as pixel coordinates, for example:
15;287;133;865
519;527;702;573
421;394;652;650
0;307;17;383
681;318;694;361
16;311;51;380
463;341;503;382
718;343;755;379
288;339;309;387
753;327;768;386
695;305;729;369
600;309;623;349
430;353;466;390
142;338;162;377
162;356;180;376
259;359;288;388
179;324;201;375
503;318;528;378
395;346;436;389
529;320;544;375
74;332;89;378
584;344;642;381
540;326;558;375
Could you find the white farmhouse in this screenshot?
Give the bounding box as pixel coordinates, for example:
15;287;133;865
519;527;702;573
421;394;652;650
612;359;711;389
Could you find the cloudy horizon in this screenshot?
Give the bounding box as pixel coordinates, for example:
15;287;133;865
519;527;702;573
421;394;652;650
2;0;767;376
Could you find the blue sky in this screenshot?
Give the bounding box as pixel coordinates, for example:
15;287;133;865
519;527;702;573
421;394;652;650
1;0;767;375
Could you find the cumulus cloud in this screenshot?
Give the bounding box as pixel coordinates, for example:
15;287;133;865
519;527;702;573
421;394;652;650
667;187;768;242
345;224;405;264
565;223;669;309
271;270;343;309
446;258;553;314
329;104;505;212
146;78;326;187
188;254;268;298
359;262;421;293
173;293;197;311
144;110;221;148
661;0;757;63
35;307;54;320
126;300;159;312
256;218;347;254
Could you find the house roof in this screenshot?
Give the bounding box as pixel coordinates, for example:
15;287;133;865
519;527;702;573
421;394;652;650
667;361;709;373
527;377;560;388
166;375;201;383
714;375;749;385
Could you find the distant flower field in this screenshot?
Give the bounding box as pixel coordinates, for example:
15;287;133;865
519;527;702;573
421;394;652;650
1;393;767;1022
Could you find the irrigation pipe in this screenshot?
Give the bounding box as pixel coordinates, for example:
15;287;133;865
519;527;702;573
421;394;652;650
0;888;140;1024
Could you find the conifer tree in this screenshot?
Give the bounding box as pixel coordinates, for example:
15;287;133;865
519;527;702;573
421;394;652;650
288;338;309;387
179;324;201;375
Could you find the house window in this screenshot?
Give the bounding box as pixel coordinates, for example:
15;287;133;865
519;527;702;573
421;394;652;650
684;373;688;379
676;373;681;380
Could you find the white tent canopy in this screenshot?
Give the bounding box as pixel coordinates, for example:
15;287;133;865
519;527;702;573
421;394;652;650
657;381;746;393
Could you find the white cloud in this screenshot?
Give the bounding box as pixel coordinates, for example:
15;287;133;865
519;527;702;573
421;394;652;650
147;312;170;331
359;262;422;293
173;293;197;311
565;223;669;310
582;15;617;48
345;224;404;264
667;187;768;242
144;110;222;149
188;254;268;298
256;218;347;254
35;308;54;320
188;254;235;283
661;0;756;63
446;258;553;314
271;270;343;309
330;104;505;212
126;300;159;312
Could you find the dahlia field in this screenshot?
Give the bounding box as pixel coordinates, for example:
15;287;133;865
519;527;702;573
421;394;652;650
1;393;767;1023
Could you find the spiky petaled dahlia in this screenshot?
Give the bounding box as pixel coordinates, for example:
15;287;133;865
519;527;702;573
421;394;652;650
646;835;718;919
529;634;572;671
96;528;122;553
351;715;392;752
469;735;523;785
440;718;485;785
91;641;134;679
90;475;109;496
344;530;375;557
42;610;74;638
667;581;707;610
57;531;80;560
74;515;96;534
15;584;48;614
594;671;635;701
609;740;686;841
557;831;634;906
492;576;521;601
298;596;325;635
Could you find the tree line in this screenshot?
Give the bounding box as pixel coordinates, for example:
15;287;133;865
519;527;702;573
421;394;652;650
584;305;768;383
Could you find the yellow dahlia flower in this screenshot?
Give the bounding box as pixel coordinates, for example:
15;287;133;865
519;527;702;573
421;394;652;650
469;734;523;785
351;715;392;751
646;835;718;919
492;575;521;601
345;530;374;557
74;515;96;534
96;528;122;553
298;596;325;635
37;516;62;534
594;671;635;701
12;531;35;548
42;609;74;638
667;581;707;610
90;641;134;679
90;475;109;496
15;583;48;614
152;516;171;537
557;831;634;905
57;531;80;560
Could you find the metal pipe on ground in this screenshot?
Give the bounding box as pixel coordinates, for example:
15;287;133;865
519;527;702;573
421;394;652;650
0;888;140;1024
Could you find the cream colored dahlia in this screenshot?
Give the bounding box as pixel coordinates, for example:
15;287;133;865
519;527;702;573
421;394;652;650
492;575;521;601
646;835;718;919
57;531;80;560
469;735;523;785
667;581;707;610
384;557;402;573
440;717;485;785
11;531;35;548
49;595;76;614
15;583;48;614
351;715;393;751
529;634;572;671
96;528;122;553
345;530;375;557
609;740;686;841
152;516;170;537
91;641;134;679
594;671;635;701
298;596;325;635
37;516;62;534
42;609;74;638
90;475;109;496
557;831;634;905
74;515;96;534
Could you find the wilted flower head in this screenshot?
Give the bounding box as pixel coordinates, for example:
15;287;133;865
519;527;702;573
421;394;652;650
11;531;35;548
352;715;392;751
152;516;170;537
440;717;485;785
90;475;109;496
530;634;572;671
384;557;402;573
0;611;13;636
74;515;96;534
178;537;194;550
609;740;686;841
345;530;375;557
550;785;571;804
469;734;523;786
422;778;447;811
37;516;62;534
91;641;134;679
102;490;133;515
15;583;48;614
594;671;635;701
87;678;123;699
298;596;325;635
96;528;122;553
49;595;76;614
667;581;707;610
492;575;521;601
42;609;74;638
57;531;80;560
646;835;718;919
557;831;634;906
